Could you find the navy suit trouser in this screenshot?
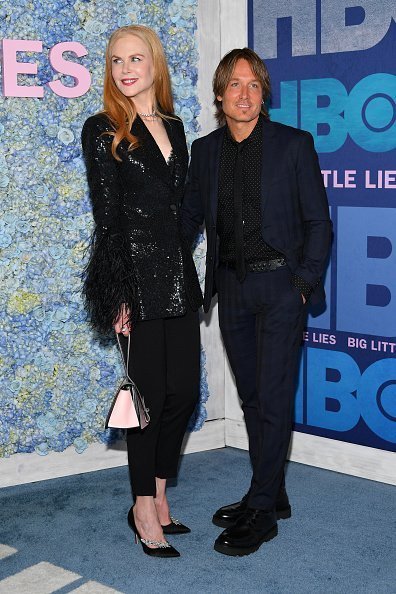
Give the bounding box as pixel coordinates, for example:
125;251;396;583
216;264;307;510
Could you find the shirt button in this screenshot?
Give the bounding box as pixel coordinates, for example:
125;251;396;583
169;204;177;211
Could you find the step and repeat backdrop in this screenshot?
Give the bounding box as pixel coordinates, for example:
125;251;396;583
0;0;208;459
249;0;396;452
1;0;395;469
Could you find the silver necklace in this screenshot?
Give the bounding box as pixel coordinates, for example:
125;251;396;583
138;110;157;120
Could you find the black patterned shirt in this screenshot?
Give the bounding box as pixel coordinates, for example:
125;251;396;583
217;116;313;299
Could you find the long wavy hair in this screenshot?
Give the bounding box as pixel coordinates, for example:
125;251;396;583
102;25;174;160
213;48;271;126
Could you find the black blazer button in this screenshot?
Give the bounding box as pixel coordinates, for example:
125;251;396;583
169;204;177;211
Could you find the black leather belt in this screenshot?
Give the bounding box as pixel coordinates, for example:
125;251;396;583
221;258;287;272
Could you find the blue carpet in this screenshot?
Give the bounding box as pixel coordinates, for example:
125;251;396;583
0;447;395;593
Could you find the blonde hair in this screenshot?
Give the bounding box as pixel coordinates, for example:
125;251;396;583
102;25;174;160
213;48;271;126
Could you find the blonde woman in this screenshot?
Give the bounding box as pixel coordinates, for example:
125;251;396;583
81;25;202;558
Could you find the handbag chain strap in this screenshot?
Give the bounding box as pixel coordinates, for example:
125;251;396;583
116;333;133;383
115;333;150;421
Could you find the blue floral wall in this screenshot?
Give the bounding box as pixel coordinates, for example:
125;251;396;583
0;0;208;458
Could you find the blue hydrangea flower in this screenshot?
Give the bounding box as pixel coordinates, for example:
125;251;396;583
0;0;206;458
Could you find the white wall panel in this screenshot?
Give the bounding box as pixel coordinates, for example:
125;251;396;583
197;0;248;424
219;0;248;54
225;420;396;485
197;0;226;423
197;0;221;134
216;0;248;427
0;420;225;488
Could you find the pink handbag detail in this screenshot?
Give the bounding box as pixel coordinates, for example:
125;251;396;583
106;385;140;429
105;334;150;430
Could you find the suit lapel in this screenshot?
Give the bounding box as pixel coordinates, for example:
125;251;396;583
134;116;173;186
260;119;277;211
209;127;225;223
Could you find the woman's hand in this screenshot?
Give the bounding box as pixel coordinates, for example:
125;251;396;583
114;304;131;336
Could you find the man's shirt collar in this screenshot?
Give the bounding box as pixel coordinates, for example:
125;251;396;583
225;114;263;146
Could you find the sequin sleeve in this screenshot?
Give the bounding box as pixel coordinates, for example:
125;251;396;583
81;115;139;334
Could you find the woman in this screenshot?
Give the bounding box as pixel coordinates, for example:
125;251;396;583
81;25;202;558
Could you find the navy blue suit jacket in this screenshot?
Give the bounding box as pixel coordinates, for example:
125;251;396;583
182;118;332;312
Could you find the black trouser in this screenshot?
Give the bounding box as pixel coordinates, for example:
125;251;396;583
119;307;200;496
216;265;307;510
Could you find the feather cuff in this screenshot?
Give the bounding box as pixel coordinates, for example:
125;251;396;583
82;230;139;334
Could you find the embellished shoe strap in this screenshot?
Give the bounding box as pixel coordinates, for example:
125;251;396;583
170;515;181;525
140;538;171;548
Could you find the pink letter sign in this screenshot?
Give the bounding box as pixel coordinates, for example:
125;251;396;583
2;39;44;98
48;42;91;98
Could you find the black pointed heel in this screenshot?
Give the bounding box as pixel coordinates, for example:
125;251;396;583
162;516;191;535
127;507;180;558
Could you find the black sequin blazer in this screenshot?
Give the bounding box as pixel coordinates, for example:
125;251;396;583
81;113;202;334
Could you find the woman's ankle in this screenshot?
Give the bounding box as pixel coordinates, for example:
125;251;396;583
134;496;157;518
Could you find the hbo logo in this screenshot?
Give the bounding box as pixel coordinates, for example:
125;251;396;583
295;348;396;444
271;73;396;153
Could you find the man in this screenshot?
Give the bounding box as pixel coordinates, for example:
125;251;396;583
182;48;331;556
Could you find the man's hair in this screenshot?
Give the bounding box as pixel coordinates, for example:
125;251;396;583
213;48;271;126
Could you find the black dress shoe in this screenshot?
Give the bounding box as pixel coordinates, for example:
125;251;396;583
214;508;278;556
212;487;291;528
212;492;250;528
162;516;191;534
